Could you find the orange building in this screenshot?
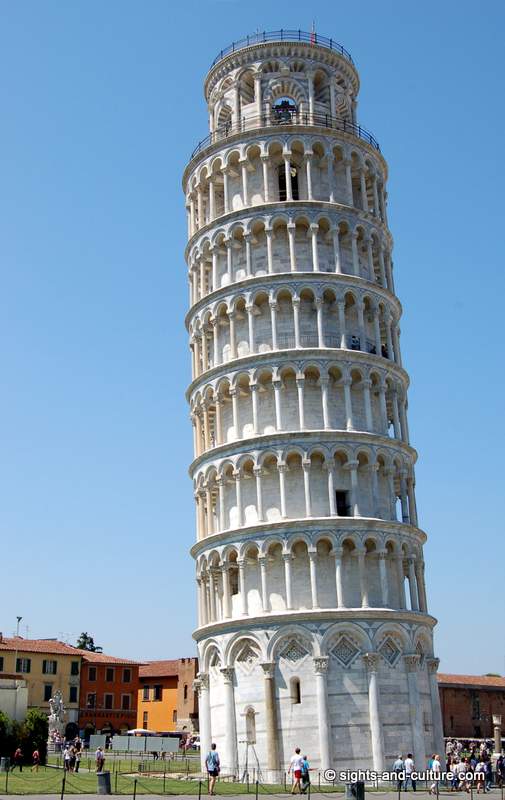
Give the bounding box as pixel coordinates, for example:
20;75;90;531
78;651;143;737
137;658;198;733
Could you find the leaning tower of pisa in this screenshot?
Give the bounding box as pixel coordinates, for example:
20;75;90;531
184;30;445;780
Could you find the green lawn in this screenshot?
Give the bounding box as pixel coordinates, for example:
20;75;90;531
0;766;349;795
47;754;201;775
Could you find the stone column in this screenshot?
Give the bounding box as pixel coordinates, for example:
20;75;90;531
230;388;239;440
228;311;237;359
396;553;406;609
326;155;335;202
269;300;278;350
337;299;346;348
278;463;287;518
357;299;366;351
284;155;293;201
346;460;360;515
302;459;312;517
266;228;274;273
360;169;369;212
427;658;446;764
342;377;354;430
234;468;243;527
261;663;280;773
208;568;217;621
220;667;238;777
244;233;252;276
208;178;215;222
250;383;259;435
333;227;342;273
334;547;344;607
362;378;373;429
407;557;420;611
246;303;256;354
217;476;225;531
314;657;332;772
377;550;389;606
415;560;427;612
296;376;306;430
308;550;319;608
222;168;230;213
195;673;211;772
320;377;330;429
404;655;426;770
287;223;297;271
283;553;293;609
240;158;249;207
357;549;369;607
493;714;502;756
259;556;270;612
273;379;282;430
292;297;301;348
315;298;325;347
310;223;320;271
212;317;220;367
362;654;385;772
200;574;209;623
261;155;270;202
237;558;248;615
222;564;232;618
305;153;314;200
254;467;264;522
351;232;360;275
344;159;353;205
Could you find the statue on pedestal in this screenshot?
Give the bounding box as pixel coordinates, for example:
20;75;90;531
48;690;66;739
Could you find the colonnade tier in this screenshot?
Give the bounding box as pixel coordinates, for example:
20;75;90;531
185;205;393;304
194;530;427;626
183;132;388;241
188;280;401;384
189;354;409;455
192;435;417;540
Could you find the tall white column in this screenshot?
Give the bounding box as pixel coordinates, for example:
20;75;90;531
283;553;293;609
308;551;319;608
292;297;301;347
305;153;314;200
259;556;269;612
278;463;287;518
315;298;325;346
220;667;238;777
378;550;389;606
408;557;420;611
246;303;255;354
269;300;278;349
250;383;259;435
310;223;320;271
284;155;293;201
195;674;211;772
320;377;330;429
333;227;342;273
238;558;248;615
403;655;426;770
337;299;346;348
254;467;264;522
222;564;231;618
335;548;344;607
261;155;270;202
362;654;385;772
302;459;312;517
427;658;446;766
313;657;331;772
296;376;305;430
261;663;280;773
357;549;369;607
266;228;274;273
287;223;297;271
342;377;354;430
273;379;282;430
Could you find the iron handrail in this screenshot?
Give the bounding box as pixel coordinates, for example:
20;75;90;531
190;111;380;160
210;29;354;68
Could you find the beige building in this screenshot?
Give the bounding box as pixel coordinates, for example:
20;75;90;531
0;636;82;727
0;675;28;722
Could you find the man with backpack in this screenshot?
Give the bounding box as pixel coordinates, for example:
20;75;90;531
205;743;220;796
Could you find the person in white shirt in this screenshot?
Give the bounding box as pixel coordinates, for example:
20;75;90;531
393;756;404;791
429;755;441;795
404;754;416;792
288;748;304;795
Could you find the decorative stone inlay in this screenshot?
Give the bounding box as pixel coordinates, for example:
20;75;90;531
403;654;421;672
330;635;360;667
236;642;259;664
362;652;380;672
280;639;309;663
379;636;401;666
313;656;329;674
415;640;425;667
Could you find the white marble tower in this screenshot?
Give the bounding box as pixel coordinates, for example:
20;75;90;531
183;30;444;780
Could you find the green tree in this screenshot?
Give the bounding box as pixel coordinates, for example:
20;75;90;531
22;709;48;765
76;632;103;653
0;710;10;758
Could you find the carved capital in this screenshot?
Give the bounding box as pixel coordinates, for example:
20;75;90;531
403;654;421;672
362;652;380;672
220;666;235;683
426;657;440;675
313;656;329;675
261;662;276;678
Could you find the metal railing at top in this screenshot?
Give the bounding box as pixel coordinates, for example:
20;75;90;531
190;111;380;160
210;29;354;68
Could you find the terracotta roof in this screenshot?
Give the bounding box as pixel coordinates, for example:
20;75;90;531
0;637;82;656
437;673;505;688
82;651;143;666
138;659;198;678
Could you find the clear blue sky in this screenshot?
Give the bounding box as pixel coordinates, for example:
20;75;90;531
1;0;504;675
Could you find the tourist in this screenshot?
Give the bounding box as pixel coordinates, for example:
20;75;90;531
300;755;310;794
404;753;416;792
429;754;441;795
31;749;40;772
496;755;505;788
289;748;304;795
75;748;81;774
96;746;105;772
483;759;492;793
452;755;467;792
475;759;486;794
11;746;23;772
205;743;220;796
393;754;404;791
63;746;71;771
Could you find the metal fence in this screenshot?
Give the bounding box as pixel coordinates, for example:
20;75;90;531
210;30;354;68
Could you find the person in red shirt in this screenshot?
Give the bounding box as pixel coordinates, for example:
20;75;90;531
31;749;40;772
11;747;23;772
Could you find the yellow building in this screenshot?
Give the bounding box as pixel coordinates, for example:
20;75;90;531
0;636;82;732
